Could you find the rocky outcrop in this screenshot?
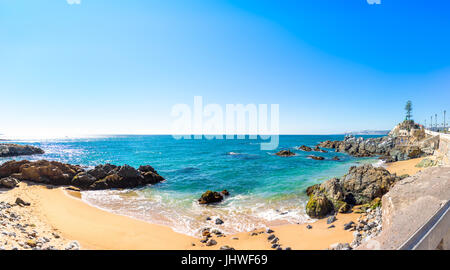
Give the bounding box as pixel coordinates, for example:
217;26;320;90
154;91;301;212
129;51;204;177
317;121;440;162
305;164;402;218
0;160;165;190
198;190;230;204
275;150;295;157
318;135;395;158
0;144;44;157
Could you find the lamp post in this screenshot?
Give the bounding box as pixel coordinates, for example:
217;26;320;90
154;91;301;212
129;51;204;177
435;113;438;131
444;110;447;133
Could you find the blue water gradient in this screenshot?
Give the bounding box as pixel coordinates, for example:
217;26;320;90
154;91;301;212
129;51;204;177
0;135;381;235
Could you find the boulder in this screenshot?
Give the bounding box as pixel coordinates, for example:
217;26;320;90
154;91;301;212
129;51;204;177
0;177;19;189
87;164;117;180
72;172;97;189
198;190;224;204
275;150;295;157
341;165;399;205
0;144;44;157
308;155;325;160
298;145;312;152
332;156;340;161
306;193;333;218
305;164;401;218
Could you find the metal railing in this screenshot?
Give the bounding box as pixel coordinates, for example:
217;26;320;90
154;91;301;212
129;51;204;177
398;200;450;250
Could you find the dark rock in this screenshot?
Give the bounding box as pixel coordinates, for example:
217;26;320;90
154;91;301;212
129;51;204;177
332;156;340;161
0;144;44;157
275;150;295;157
305;194;333;218
328;225;335;229
87;164;117;180
306;225;312;229
298;145;312;152
0;177;19;189
198;191;224;204
267;234;275;241
71;172;97;189
327;215;337;224
308;155;325;160
221;189;230;196
16;197;30;206
215;218;224;225
343;221;355;230
342;165;399;205
138;165;156;174
220;245;235;250
271;244;279;249
206;239;217;246
266;228;274;234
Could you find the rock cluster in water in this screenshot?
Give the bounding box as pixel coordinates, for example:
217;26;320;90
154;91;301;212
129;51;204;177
317;121;439;162
275;150;296;157
305;164;404;218
198;190;230;204
0;144;44;157
0;160;164;190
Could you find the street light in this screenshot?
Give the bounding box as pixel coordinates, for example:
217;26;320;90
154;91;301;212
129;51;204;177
435;113;438;131
444;110;447;133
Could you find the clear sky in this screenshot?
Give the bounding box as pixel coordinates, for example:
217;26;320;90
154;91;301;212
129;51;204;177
1;0;449;136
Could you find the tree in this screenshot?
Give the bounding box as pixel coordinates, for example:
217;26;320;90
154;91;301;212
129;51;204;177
405;100;412;121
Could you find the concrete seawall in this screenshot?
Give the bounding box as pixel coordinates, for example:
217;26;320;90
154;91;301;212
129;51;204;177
425;130;450;165
358;166;450;250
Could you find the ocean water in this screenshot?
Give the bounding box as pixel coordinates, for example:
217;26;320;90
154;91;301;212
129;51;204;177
0;135;381;236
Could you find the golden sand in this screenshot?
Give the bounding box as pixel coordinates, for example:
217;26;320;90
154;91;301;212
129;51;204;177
385;156;428;176
0;157;426;250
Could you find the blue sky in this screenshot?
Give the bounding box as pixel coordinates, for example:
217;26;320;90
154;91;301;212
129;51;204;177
1;0;449;136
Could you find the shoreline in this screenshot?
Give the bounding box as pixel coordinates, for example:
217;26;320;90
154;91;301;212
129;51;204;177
0;156;427;250
0;182;361;250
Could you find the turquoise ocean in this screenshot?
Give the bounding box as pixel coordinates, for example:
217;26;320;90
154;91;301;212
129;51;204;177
0;135;382;236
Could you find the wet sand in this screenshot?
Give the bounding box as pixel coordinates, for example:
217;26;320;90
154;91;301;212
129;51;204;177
1;182;358;250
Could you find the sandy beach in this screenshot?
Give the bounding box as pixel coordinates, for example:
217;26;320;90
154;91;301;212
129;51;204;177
0;155;430;250
385;156;427;176
0;182;359;250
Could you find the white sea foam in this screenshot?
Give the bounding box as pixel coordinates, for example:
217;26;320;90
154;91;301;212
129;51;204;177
81;189;312;237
